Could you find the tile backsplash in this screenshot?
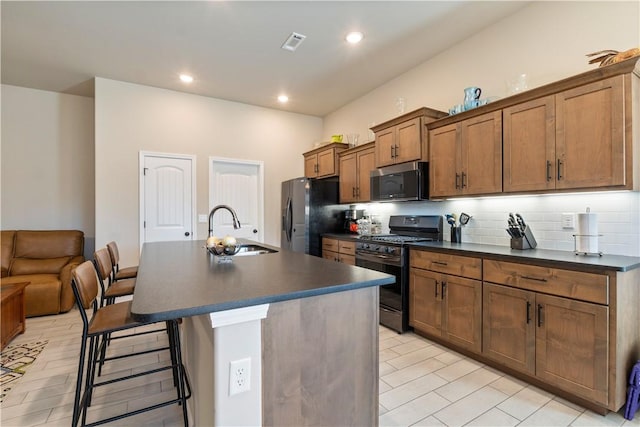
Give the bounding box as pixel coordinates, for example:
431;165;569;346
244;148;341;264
353;191;640;257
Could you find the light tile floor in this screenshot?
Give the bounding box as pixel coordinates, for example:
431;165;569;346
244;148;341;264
1;307;638;426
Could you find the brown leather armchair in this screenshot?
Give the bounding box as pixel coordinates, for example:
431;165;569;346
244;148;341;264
1;230;85;316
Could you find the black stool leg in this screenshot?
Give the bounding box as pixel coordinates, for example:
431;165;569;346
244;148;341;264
72;335;88;427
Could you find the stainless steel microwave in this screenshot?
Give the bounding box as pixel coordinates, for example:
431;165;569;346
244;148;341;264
370;162;428;202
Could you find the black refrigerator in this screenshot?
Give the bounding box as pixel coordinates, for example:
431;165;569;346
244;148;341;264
281;177;343;256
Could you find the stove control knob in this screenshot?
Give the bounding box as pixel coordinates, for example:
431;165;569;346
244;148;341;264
362;244;369;250
386;247;395;254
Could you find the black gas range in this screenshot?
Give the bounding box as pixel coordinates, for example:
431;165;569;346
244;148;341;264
355;215;443;333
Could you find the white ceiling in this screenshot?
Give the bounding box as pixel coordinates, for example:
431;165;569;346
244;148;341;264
1;1;529;117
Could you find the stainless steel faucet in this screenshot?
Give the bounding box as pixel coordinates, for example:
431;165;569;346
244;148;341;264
208;205;241;237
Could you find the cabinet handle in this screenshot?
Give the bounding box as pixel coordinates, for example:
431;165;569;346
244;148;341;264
537;304;543;327
557;159;563;180
433;261;448;266
546;160;552;182
352;187;356;197
314;164;318;173
461;172;467;189
521;275;548;283
390;146;395;158
441;281;446;299
526;301;531;324
455;173;460;189
395;144;399;158
434;280;439;298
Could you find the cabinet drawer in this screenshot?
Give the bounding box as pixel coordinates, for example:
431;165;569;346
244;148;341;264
410;250;481;280
339;241;356;255
483;260;608;305
322;238;339;252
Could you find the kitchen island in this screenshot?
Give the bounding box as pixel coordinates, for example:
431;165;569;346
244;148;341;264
131;239;395;426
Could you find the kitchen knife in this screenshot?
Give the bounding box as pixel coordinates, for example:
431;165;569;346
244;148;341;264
515;213;526;231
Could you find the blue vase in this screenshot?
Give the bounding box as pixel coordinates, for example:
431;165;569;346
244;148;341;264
463;87;482;110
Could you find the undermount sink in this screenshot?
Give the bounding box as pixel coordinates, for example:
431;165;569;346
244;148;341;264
234;244;278;256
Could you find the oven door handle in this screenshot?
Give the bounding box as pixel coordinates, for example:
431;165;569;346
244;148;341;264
356;251;402;267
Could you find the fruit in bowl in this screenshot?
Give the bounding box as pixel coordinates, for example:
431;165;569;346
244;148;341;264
206;235;239;256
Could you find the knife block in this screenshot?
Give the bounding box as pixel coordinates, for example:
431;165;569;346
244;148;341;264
510;225;537;250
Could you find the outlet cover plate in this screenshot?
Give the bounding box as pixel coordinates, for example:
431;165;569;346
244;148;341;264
229;357;251;396
561;213;575;229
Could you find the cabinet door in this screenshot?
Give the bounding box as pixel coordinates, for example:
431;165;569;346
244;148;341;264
339;153;357;203
503;96;556;192
409;268;442;336
460;111;502;195
483;283;535;374
395;117;422;164
375;127;396;167
555;76;625;189
322;249;339;262
304;154;318;178
535;294;609;405
429;124;460;198
317;148;337;177
442;275;482;353
356;148;375;201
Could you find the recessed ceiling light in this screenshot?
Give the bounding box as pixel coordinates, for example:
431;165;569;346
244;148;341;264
179;74;194;83
278;95;289;103
345;32;364;44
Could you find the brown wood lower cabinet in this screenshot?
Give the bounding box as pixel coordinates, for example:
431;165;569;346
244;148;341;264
321;237;355;266
410;248;640;414
483;283;609;405
410;251;482;353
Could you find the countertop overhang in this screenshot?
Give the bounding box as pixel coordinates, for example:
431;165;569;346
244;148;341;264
130;240;395;322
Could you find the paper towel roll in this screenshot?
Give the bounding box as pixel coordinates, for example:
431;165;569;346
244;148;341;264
577;210;598;253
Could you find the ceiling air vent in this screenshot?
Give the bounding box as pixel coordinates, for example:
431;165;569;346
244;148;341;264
281;32;306;52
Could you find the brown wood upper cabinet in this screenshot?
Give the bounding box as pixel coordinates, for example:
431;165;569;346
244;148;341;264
429;111;503;198
504;76;628;192
428;57;639;199
339;142;375;203
372;108;447;168
303;143;348;179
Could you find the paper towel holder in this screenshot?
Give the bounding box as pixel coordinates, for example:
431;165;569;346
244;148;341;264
573;234;603;256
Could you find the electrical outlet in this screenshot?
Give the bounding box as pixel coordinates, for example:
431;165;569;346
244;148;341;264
229;358;251;396
198;214;208;223
561;213;576;229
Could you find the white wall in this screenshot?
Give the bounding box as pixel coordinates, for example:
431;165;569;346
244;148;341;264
1;84;96;258
323;1;640;140
324;1;640;257
94;78;321;264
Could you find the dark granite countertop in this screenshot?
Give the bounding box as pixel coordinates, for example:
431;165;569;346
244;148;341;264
408;241;640;272
130;239;395;322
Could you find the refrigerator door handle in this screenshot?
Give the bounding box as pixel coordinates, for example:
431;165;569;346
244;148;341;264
287;198;293;242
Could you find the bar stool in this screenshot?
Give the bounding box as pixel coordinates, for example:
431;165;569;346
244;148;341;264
93;248;135;307
70;261;190;427
106;241;138;281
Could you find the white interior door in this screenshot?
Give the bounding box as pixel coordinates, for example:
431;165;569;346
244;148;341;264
141;152;195;244
210;157;264;242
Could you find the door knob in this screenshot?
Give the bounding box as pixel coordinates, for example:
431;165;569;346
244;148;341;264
184;232;190;237
253;229;258;234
